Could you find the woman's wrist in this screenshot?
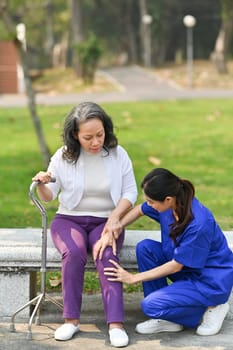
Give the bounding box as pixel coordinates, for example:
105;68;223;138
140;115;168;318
36;184;52;202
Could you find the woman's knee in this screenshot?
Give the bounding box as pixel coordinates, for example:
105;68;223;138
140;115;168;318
96;246;118;265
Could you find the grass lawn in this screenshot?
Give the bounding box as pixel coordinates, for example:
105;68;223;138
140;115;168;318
1;99;233;293
1;99;233;230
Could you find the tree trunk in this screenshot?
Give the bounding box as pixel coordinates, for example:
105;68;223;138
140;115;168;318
70;0;83;43
69;0;84;75
139;0;152;67
211;0;233;74
15;40;51;167
211;26;228;74
44;0;55;63
125;0;138;63
0;1;51;167
139;0;147;65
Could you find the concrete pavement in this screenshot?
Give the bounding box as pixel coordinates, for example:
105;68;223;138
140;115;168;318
1;292;233;350
1;65;233;107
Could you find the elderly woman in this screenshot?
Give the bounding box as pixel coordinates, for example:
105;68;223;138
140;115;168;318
33;102;137;347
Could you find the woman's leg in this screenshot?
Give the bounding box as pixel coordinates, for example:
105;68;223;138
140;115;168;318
88;218;129;347
50;214;88;320
88;223;125;325
136;239;168;297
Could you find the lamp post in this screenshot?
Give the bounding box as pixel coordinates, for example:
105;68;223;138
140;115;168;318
16;23;26;93
183;15;196;88
142;14;153;67
16;23;26;51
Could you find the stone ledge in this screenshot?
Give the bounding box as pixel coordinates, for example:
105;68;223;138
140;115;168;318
0;228;232;319
0;228;158;271
0;228;232;269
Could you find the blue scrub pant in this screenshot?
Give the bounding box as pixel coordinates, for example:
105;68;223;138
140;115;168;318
136;239;210;328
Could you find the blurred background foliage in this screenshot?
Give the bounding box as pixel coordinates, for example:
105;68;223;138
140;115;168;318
0;0;230;70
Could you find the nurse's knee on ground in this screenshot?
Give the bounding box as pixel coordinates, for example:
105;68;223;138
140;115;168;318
141;290;168;317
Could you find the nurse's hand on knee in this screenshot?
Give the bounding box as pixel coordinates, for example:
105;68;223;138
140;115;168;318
104;259;135;284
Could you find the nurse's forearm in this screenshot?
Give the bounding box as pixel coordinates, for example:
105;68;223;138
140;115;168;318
120;204;143;228
103;199;132;239
109;198;132;220
107;203;143;240
132;259;183;284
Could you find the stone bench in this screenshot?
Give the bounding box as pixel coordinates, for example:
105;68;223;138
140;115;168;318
0;228;232;320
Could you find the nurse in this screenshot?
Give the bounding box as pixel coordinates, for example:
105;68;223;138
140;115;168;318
103;168;233;336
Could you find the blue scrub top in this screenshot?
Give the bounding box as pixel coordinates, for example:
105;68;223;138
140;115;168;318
141;198;233;305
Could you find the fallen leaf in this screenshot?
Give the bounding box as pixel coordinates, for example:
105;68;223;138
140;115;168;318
148;156;161;165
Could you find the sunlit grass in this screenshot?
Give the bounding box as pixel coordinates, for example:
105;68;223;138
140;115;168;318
1;99;233;230
1;99;233;293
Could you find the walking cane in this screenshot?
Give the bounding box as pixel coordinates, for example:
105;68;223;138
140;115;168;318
9;178;63;340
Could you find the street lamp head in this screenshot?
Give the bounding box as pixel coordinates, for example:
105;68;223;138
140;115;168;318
183;15;196;28
16;23;26;41
142;14;153;25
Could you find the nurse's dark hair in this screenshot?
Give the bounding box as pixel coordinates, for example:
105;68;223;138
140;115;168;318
62;102;118;162
141;168;195;243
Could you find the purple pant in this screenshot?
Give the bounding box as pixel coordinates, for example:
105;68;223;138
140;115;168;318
50;214;125;324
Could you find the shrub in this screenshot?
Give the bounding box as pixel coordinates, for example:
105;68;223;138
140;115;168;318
74;32;102;83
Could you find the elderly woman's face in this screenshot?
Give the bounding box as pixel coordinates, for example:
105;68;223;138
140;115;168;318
76;118;105;154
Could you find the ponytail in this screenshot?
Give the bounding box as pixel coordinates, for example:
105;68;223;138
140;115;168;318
141;168;195;243
170;179;195;243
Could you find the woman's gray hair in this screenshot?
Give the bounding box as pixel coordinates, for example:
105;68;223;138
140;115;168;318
62;102;118;162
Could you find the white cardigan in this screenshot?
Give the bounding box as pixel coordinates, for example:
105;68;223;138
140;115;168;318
47;145;138;211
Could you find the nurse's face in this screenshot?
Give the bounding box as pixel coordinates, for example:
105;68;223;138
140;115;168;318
145;195;175;212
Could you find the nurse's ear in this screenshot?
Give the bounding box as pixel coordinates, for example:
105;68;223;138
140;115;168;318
164;196;176;208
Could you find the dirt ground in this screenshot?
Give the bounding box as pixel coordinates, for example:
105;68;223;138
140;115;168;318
32;68;119;94
155;59;233;89
32;60;233;94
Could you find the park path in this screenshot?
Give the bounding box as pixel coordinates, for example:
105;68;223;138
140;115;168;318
1;65;233;107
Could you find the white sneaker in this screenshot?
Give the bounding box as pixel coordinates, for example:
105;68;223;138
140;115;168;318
135;319;183;334
109;328;129;347
196;303;230;336
54;323;80;341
